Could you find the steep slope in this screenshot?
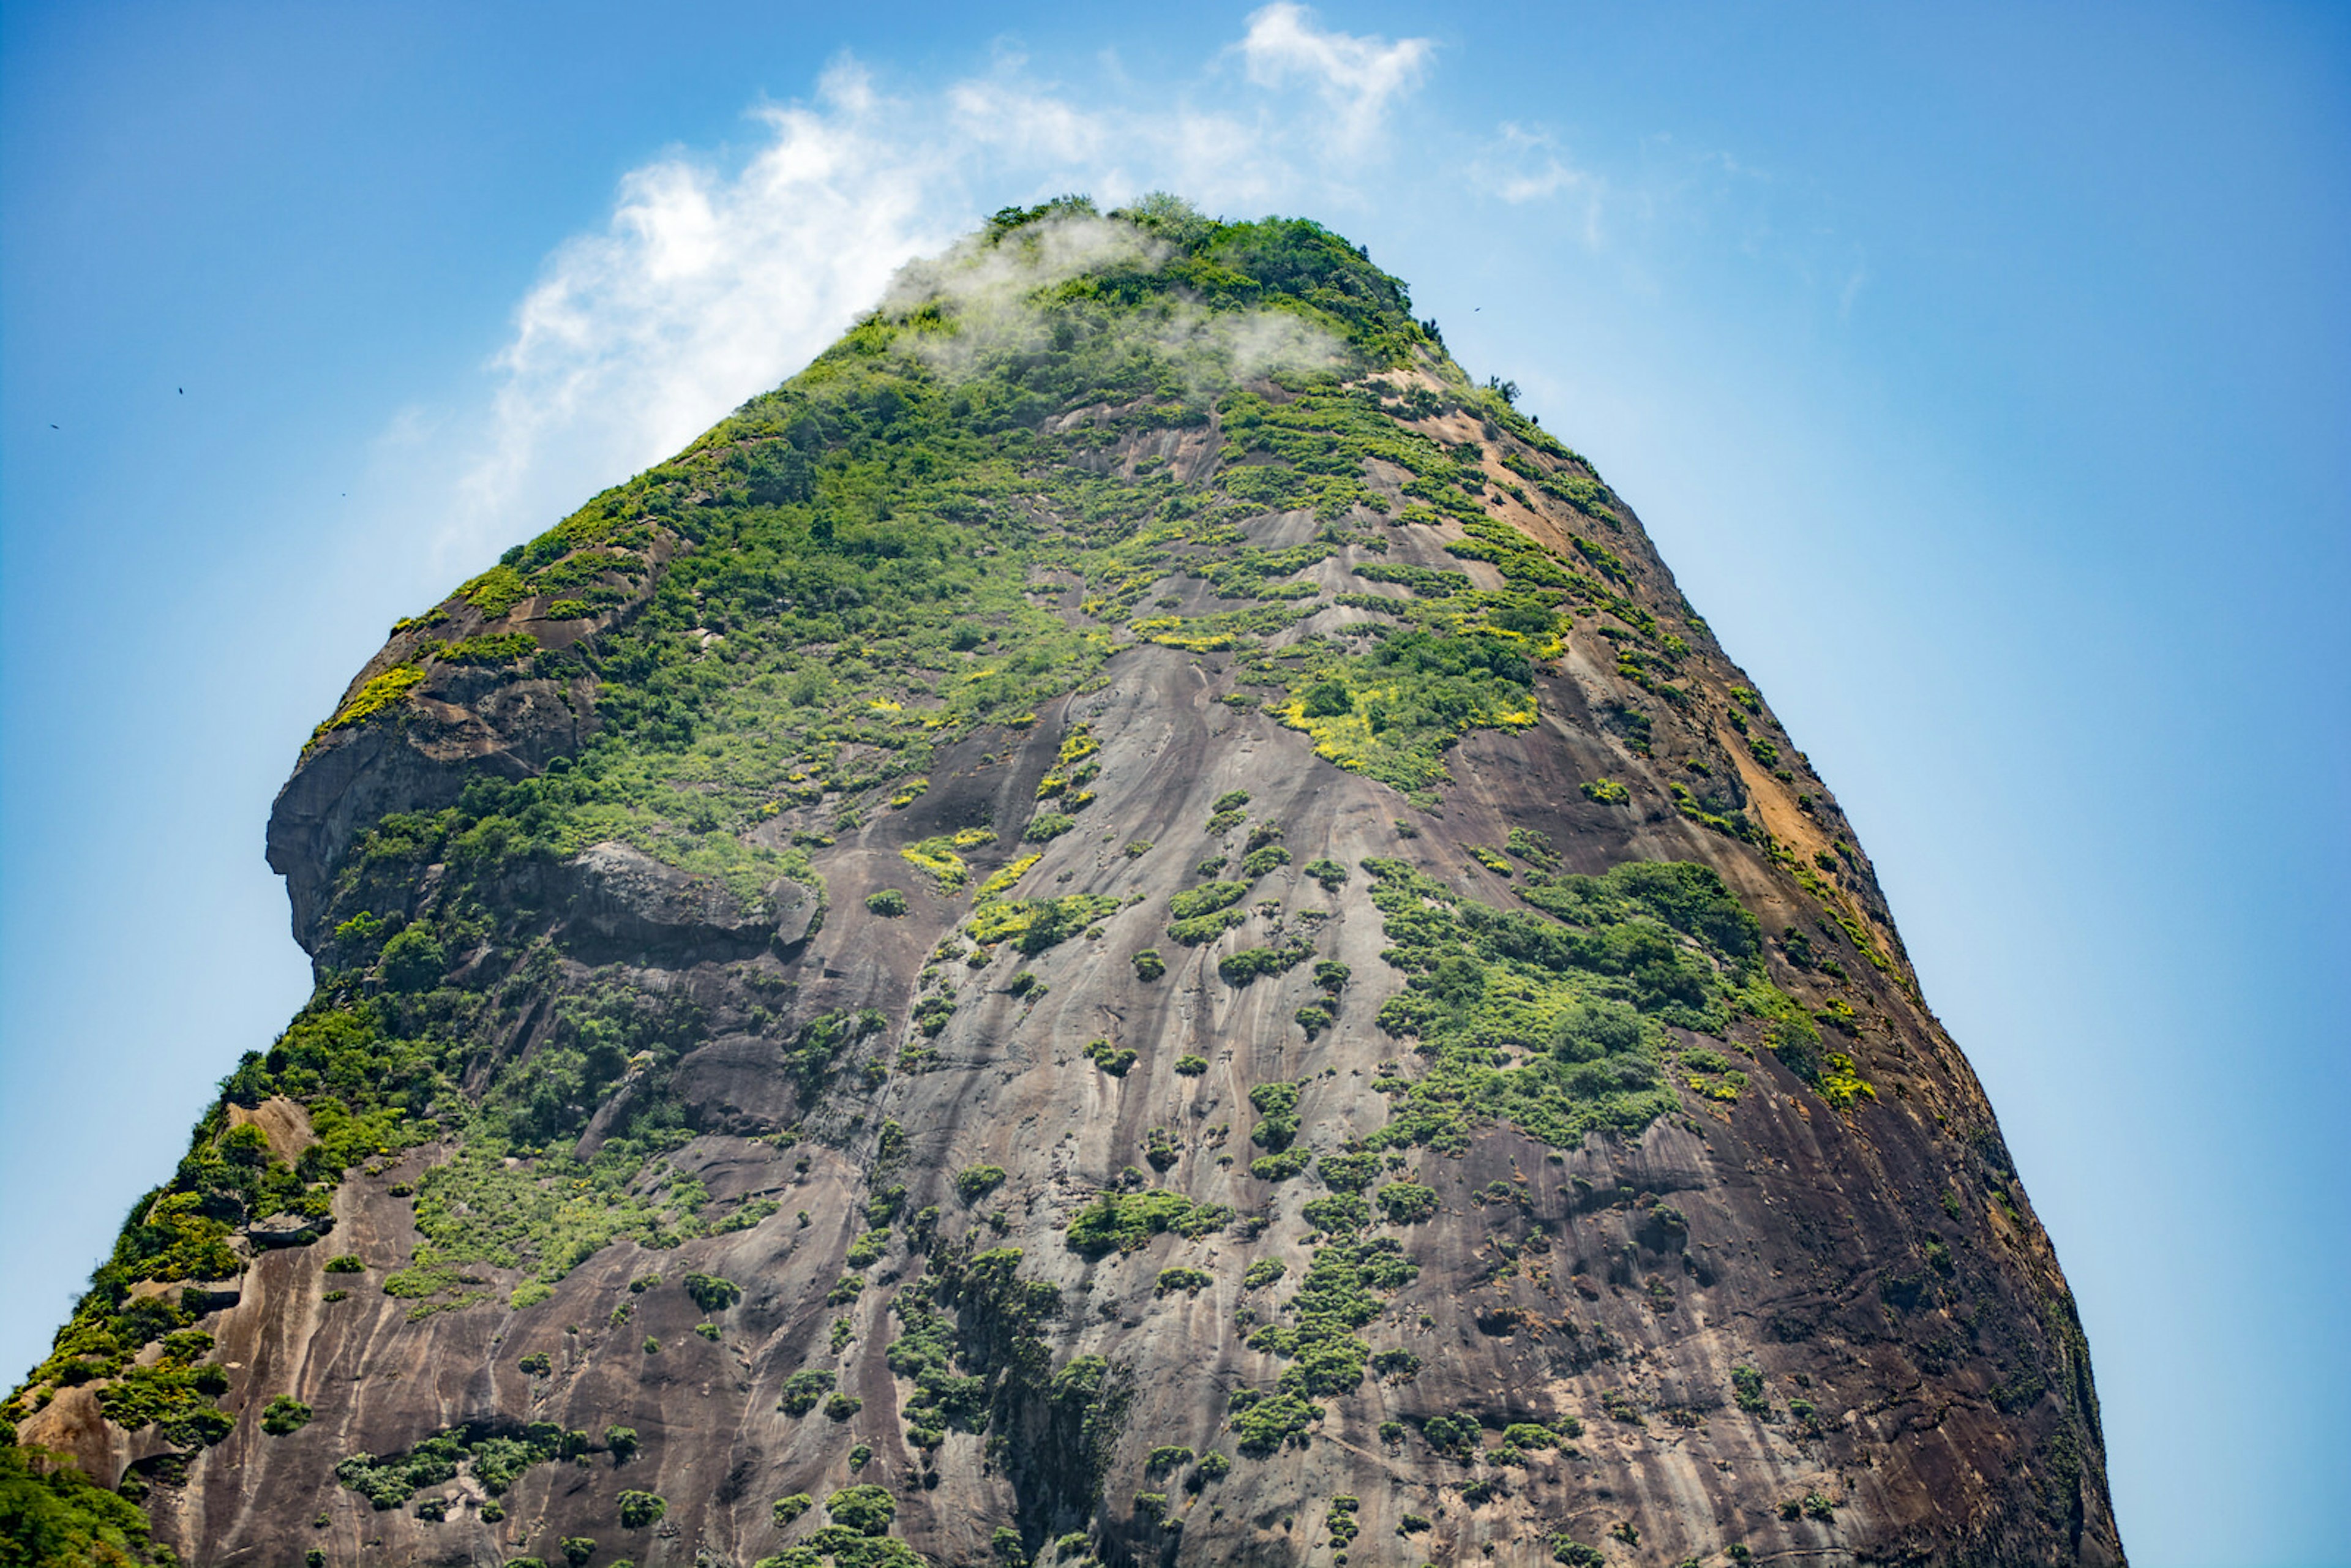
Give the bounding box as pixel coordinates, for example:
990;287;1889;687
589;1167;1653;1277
7;197;2122;1568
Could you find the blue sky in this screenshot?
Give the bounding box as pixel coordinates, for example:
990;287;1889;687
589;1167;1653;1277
2;3;2344;1560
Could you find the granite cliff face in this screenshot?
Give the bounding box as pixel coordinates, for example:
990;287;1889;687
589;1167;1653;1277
7;199;2121;1568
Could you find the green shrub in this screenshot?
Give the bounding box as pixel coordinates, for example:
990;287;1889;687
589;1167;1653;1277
773;1492;813;1525
1250;1148;1311;1182
1241;1259;1286;1290
1731;1365;1769;1414
1170;881;1249;921
1302;857;1349;889
617;1490;665;1529
323;1254;364;1274
261;1395;313;1435
1132;948;1168;980
1248;1082;1302;1150
1065;1190;1232;1256
779;1370;836;1416
824;1392;862;1420
1083;1039;1139;1077
1024;813;1076;842
1377;1183;1438;1225
1504;826;1559;869
955;1165;1007;1203
560;1539;596;1567
1168;908;1248;945
683;1273;740;1312
1580;778;1629;805
1173;1052;1207;1076
826;1484;896;1536
1212;790;1251;814
1317;1151;1378;1191
605;1425;639;1462
378;928;447;992
865;888;909;917
1300;680;1352;717
1219;943;1310;986
1241;844;1291;877
1154;1267;1212;1297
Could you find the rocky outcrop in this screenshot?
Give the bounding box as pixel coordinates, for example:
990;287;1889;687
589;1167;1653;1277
10;205;2118;1568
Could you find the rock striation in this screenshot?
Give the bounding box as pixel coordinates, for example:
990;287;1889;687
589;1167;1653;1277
7;197;2122;1568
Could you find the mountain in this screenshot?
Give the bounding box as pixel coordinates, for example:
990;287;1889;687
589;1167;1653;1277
4;197;2122;1568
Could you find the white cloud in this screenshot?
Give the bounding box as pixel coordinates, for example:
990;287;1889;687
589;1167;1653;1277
1235;2;1434;149
419;15;1439;571
1471;124;1605;244
440;60;961;569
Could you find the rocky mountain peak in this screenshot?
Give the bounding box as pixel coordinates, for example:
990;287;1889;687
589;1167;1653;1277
7;196;2120;1568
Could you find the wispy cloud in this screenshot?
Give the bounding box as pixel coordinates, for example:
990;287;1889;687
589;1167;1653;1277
1471;124;1605;244
421;6;1434;572
1234;2;1434;150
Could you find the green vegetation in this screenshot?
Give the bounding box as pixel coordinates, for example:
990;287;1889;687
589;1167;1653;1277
334;1422;571;1509
955;1166;1007;1203
1248;1082;1302;1150
865;888;909;917
1131;949;1167;981
1082;1038;1138;1078
1022;813;1076;842
0;1438;169;1564
1354;856;1822;1151
827;1485;896;1534
1302;858;1349;890
1169;880;1249;920
1219;941;1312;986
1376;1183;1439;1224
967;894;1121;955
617;1490;666;1528
684;1273;741;1312
1581;778;1629;805
781;1370;837;1416
261;1394;313;1435
1241;844;1291;877
1065;1190;1233;1256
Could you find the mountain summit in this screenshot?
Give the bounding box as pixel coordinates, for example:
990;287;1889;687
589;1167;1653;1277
7;197;2121;1568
